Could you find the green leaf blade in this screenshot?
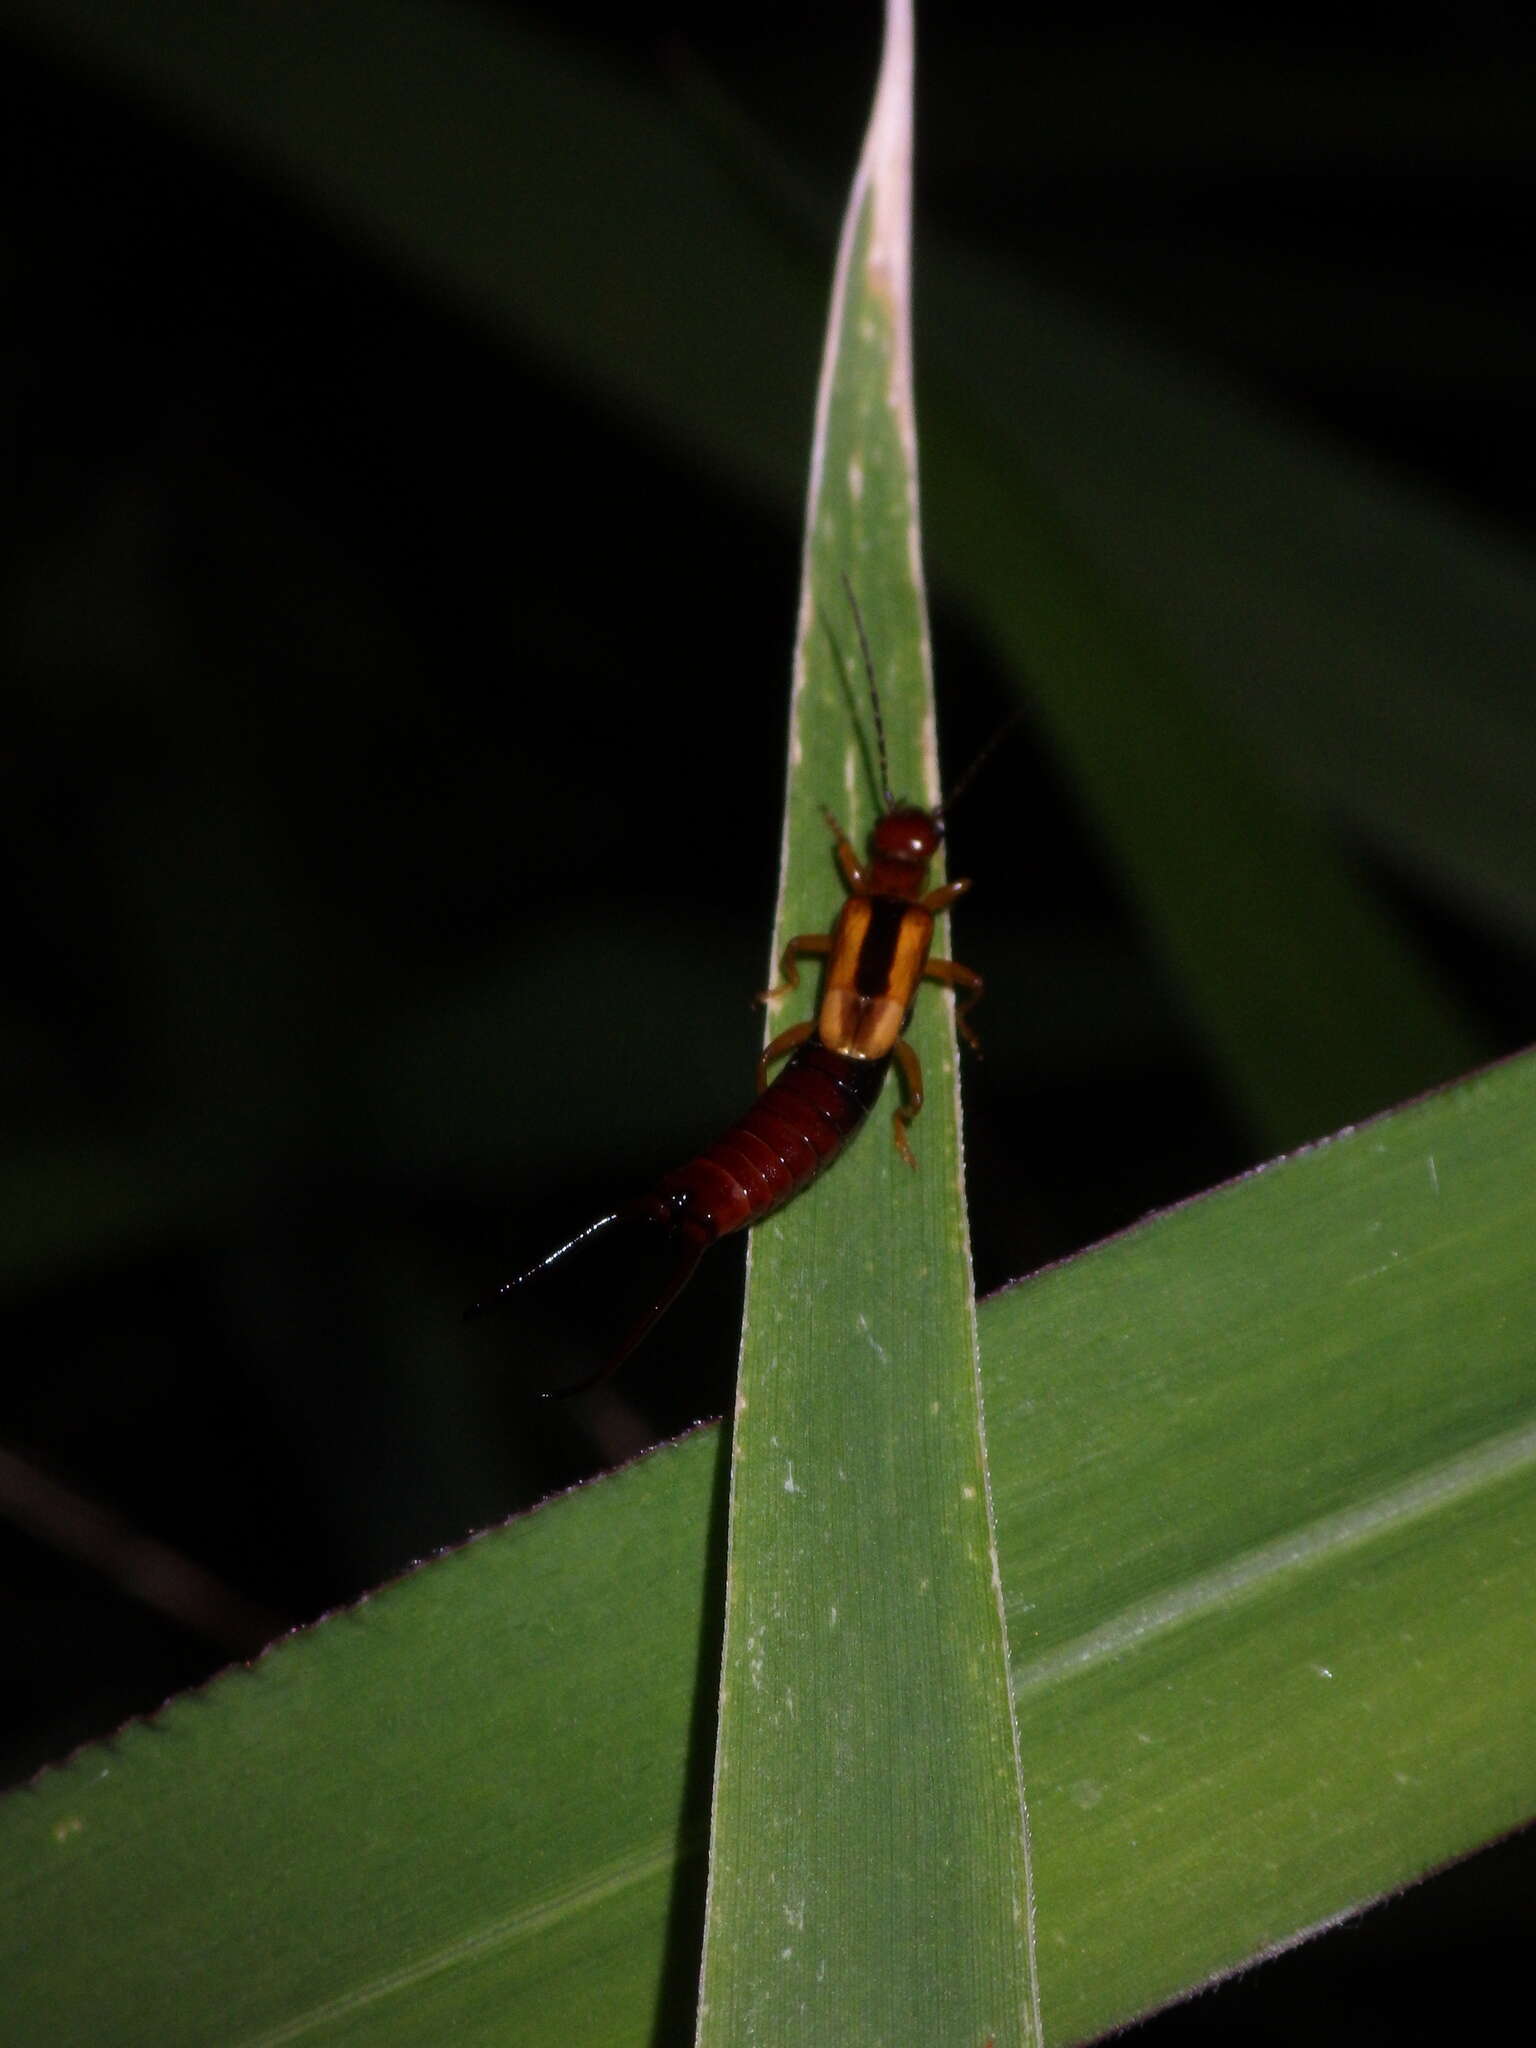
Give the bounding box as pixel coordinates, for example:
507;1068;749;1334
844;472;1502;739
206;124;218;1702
989;1050;1536;2037
695;9;1039;2044
0;1432;722;2047
1024;1445;1535;2039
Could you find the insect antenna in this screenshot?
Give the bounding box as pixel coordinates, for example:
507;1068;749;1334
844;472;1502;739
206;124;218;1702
840;572;895;812
935;711;1022;823
842;572;1017;823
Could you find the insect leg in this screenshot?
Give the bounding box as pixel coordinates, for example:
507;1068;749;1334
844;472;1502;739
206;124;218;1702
758;931;832;1004
920;876;972;914
891;1036;923;1169
756;1019;815;1095
923;957;984;1052
822;807;867;892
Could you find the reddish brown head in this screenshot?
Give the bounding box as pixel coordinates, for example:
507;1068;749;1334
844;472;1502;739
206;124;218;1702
869;803;942;898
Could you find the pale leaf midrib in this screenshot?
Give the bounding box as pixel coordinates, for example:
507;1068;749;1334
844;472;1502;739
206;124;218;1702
1009;1413;1536;1694
233;1836;678;2046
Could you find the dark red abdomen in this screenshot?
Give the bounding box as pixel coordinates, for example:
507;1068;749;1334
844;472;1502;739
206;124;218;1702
653;1040;889;1244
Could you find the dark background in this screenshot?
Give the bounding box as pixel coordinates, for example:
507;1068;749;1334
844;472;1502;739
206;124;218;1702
2;3;1532;2038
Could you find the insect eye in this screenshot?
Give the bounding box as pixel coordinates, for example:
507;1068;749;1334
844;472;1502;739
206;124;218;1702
875;807;938;860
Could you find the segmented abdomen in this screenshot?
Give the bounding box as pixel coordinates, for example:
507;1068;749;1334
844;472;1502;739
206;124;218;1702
654;1039;889;1243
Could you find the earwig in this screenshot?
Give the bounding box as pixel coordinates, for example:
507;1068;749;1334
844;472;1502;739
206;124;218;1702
467;583;988;1392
